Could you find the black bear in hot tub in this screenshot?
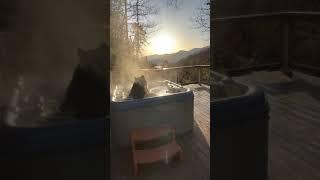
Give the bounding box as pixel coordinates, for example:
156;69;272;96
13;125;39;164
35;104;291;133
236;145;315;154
128;75;149;99
60;43;108;118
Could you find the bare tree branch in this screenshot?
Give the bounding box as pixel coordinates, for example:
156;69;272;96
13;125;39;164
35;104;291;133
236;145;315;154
191;0;210;33
127;0;159;58
166;0;182;9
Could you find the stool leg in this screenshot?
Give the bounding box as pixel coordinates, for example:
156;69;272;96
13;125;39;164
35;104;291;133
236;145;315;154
179;150;184;161
164;156;171;165
133;161;138;176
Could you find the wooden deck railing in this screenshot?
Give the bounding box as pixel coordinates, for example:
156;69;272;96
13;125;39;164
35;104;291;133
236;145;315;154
140;65;210;85
221;63;282;76
111;65;210;85
212;11;320;77
213;11;320;22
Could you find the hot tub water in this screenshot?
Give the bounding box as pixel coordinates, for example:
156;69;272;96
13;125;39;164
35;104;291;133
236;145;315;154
111;80;187;102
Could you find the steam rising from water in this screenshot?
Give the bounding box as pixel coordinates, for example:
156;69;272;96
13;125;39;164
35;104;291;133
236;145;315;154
112;80;187;102
111;53;142;90
6;76;60;126
1;0;106;125
110;49;183;99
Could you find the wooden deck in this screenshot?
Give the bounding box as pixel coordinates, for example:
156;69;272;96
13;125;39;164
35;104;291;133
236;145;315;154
110;84;210;180
234;71;320;180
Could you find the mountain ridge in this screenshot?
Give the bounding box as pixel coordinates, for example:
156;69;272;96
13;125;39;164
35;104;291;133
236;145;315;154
144;46;209;65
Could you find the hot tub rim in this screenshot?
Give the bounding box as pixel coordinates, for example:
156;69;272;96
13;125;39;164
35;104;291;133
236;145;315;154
211;71;270;128
111;88;194;111
211;84;270;128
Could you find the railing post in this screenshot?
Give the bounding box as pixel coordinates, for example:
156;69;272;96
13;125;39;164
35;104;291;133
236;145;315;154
198;67;201;85
176;70;179;83
282;20;289;71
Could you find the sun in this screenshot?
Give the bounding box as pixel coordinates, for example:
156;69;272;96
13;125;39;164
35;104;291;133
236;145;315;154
150;33;176;55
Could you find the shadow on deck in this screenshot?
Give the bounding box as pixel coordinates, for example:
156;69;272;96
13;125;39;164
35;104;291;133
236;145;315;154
110;84;210;180
234;71;320;180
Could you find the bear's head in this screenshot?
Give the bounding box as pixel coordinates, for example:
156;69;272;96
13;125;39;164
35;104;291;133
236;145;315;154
77;43;107;77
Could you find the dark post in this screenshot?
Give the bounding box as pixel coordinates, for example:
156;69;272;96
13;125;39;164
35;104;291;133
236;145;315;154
283;20;289;71
281;18;293;77
198;67;201;85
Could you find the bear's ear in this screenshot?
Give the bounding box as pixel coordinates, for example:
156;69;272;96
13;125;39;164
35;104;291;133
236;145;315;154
77;48;86;57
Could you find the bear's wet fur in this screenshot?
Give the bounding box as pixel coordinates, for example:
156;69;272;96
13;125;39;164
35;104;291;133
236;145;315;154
128;75;148;99
60;43;108;119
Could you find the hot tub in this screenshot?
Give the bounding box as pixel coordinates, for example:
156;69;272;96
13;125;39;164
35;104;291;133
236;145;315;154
1;112;107;180
1;108;106;154
211;71;270;180
111;80;194;147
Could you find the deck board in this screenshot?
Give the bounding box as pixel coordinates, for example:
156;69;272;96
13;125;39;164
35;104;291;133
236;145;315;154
110;84;210;180
234;71;320;180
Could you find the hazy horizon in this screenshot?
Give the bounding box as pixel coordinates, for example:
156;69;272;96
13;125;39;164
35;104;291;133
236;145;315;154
144;45;209;57
142;0;210;56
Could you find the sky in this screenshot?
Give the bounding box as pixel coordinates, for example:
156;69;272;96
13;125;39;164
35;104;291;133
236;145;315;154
143;0;210;56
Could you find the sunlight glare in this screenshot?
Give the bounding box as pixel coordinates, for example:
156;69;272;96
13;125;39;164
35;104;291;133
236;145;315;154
150;34;176;55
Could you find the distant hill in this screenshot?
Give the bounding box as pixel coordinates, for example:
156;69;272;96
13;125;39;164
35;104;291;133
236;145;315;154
145;46;209;66
174;47;210;66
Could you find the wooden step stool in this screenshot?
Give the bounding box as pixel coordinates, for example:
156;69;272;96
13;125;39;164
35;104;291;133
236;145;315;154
131;126;183;176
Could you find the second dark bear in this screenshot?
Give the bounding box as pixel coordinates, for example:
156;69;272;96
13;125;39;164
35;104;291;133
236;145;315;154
60;44;108;118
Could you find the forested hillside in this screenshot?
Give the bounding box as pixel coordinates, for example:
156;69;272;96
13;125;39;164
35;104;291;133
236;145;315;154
175;47;209;66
